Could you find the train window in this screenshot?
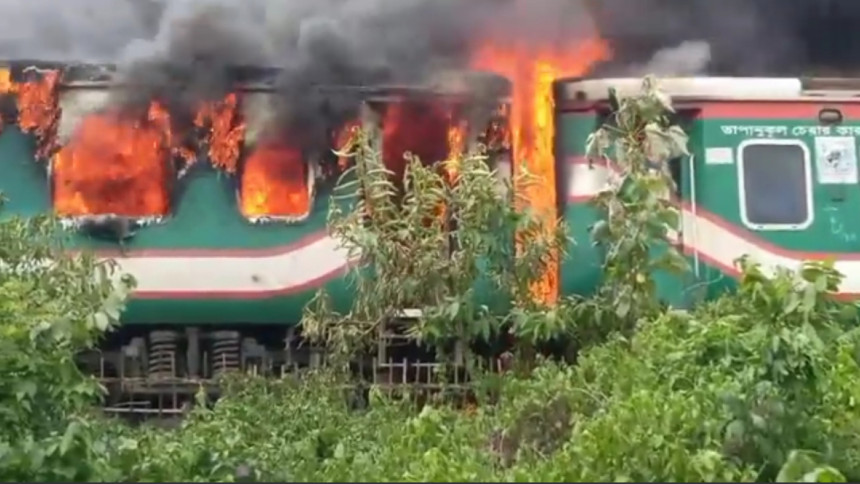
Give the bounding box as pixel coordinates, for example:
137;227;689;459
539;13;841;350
52;107;174;221
738;140;813;230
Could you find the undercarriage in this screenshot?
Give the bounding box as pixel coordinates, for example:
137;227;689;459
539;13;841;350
76;318;498;421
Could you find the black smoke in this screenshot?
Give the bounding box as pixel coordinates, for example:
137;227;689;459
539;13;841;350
0;0;858;149
590;0;860;76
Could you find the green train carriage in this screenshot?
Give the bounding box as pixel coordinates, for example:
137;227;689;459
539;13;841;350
1;63;521;386
556;76;860;306
3;64;860;391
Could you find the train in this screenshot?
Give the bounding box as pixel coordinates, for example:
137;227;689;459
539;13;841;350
2;61;860;412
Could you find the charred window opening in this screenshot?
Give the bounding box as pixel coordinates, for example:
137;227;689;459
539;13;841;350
379;99;458;186
667;156;683;197
476;102;512;162
52;101;176;221
354;96;491;258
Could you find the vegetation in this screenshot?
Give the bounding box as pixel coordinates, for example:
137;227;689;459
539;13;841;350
2;77;860;481
303;121;569;363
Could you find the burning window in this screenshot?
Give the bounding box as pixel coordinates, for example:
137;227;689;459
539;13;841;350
222;90;315;223
239;137;314;222
380;100;456;184
469;37;612;305
0;66;61;160
195;93;245;173
374;99;473;240
52;102;175;219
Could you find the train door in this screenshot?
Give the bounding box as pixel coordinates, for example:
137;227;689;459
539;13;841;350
654;111;701;309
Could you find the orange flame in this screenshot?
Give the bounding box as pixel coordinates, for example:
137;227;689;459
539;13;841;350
381;100;452;184
334;119;362;172
0;67;62;160
445;115;468;181
52;102;174;217
471;36;611;305
0;68;13;134
195;93;245;173
0;68;13;95
482;103;512;153
240;138;311;219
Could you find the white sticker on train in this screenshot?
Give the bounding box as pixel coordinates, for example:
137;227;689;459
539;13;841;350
815;136;858;185
705;147;734;165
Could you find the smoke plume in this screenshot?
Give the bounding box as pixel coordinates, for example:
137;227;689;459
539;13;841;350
624;41;713;78
0;0;853;148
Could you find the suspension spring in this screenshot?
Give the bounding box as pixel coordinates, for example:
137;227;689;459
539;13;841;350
211;330;241;377
148;330;179;378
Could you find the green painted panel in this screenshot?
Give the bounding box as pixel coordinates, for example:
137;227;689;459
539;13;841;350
696;117;860;253
0;128;50;215
557;111;604;297
0;128;328;250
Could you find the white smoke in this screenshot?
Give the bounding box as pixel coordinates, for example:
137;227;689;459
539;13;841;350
641;40;713;77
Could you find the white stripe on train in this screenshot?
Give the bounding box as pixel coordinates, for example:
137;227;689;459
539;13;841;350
116;161;860;296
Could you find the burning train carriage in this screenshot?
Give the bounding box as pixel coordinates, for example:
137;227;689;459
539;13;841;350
0;61;518;409
16;61;860;411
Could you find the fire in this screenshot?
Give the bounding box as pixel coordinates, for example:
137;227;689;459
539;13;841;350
0;68;12;94
445;115;468;181
381;100;453;186
334;119;362;172
437;115;468;226
195;93;245;173
482;104;512;153
0;67;61;160
240;138;311;219
471;35;611;305
146;101;192;164
0;68;12;134
17;70;61;160
379;100;468;228
52;102;173;217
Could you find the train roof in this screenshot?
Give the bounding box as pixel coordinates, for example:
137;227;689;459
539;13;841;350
0;61;511;99
557;76;860;103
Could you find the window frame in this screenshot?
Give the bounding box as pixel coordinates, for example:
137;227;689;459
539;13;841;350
736;138;814;231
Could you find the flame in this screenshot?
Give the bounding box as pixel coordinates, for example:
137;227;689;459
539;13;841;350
482;103;512;153
471;35;611;305
0;67;62;160
195;93;245;173
146;102;197;164
379;100;468;228
240;138;311;219
0;68;12;94
438;115;468;225
334;119;362;172
17;70;61;160
52;102;173;217
445;115;468;181
0;68;12;134
382;100;452;184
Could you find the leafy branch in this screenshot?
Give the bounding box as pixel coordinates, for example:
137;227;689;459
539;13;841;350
302;125;569;364
0;211;135;480
575;76;691;343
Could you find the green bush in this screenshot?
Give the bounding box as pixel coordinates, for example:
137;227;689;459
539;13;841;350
0;214;133;481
